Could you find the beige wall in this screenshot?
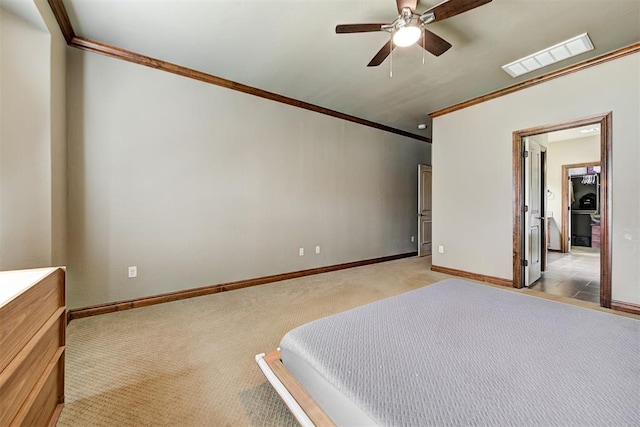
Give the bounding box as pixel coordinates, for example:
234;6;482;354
66;49;430;309
37;0;68;267
0;7;51;269
546;136;600;250
0;3;66;271
433;52;639;304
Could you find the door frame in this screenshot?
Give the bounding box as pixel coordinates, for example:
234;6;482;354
512;112;612;308
561;161;600;253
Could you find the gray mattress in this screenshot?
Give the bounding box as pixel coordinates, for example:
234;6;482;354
279;279;640;426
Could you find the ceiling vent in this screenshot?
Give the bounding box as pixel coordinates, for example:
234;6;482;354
502;33;594;78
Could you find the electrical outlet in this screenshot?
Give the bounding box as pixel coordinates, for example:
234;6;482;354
315;246;321;254
128;266;137;278
438;245;445;254
411;236;415;242
299;248;304;256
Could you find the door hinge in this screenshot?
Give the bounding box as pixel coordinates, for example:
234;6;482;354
523;150;529;158
522;259;529;267
524;205;529;213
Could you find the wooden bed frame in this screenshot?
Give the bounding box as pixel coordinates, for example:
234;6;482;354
256;350;336;427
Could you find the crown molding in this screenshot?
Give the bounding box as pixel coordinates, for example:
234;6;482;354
429;42;640;118
47;0;74;42
47;0;430;143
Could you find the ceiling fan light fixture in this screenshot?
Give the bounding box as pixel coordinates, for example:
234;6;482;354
393;26;421;47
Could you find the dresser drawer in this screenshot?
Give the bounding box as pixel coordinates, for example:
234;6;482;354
0;309;64;426
10;350;64;427
0;269;65;374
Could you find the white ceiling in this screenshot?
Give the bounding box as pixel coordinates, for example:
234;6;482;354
61;0;640;138
0;0;47;30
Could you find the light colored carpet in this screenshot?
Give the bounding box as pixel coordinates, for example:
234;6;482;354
57;257;638;426
58;256;451;426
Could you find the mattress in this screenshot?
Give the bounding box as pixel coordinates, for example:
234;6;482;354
279;278;640;426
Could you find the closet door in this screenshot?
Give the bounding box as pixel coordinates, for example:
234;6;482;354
418;165;432;256
524;139;542;285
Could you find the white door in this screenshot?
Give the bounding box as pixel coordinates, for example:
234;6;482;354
524;138;543;285
567;173;572;252
418;165;432;256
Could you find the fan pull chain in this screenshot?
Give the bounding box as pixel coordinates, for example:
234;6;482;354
422;31;426;65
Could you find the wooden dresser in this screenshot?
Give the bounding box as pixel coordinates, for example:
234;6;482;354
591;225;601;249
0;267;66;427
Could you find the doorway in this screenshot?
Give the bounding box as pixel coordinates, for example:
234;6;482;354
561;161;601;254
530;157;601;303
512;113;611;307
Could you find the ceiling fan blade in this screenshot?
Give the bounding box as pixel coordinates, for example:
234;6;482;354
396;0;418;13
336;23;386;34
418;29;452;56
423;0;492;22
367;40;396;67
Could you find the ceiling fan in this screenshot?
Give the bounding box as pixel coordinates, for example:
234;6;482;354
336;0;493;66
